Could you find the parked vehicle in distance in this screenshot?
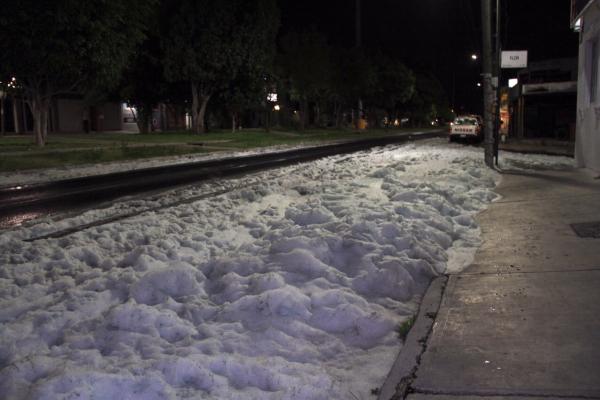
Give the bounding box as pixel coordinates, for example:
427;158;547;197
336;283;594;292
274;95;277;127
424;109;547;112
449;115;483;142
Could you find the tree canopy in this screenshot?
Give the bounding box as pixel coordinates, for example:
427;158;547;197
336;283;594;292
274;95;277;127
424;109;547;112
0;0;453;139
0;0;156;145
407;73;453;126
162;0;279;133
370;56;416;119
279;29;340;130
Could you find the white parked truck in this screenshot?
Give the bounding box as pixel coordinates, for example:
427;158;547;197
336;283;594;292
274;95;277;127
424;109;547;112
449;115;483;142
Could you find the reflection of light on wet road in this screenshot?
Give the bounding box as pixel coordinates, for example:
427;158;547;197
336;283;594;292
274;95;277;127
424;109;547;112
0;212;44;229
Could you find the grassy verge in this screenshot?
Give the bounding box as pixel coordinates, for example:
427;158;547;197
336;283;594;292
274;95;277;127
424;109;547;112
0;127;436;172
0;144;209;172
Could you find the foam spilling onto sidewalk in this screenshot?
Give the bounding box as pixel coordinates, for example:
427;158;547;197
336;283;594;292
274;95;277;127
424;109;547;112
0;140;574;399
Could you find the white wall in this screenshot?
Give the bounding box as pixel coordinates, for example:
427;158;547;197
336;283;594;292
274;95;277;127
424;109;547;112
55;99;123;133
55;99;86;133
576;0;600;172
96;103;123;132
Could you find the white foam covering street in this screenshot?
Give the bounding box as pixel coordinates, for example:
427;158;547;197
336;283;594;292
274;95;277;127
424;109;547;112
0;140;574;399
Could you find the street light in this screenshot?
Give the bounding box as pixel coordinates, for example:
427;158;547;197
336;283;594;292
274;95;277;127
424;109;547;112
452;53;482;110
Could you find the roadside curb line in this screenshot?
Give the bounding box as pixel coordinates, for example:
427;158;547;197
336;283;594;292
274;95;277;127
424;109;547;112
499;147;575;158
378;276;448;400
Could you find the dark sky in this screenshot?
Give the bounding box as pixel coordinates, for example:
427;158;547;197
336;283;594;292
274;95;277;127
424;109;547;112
278;0;579;113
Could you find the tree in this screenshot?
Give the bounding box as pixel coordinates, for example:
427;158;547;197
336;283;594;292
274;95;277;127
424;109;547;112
407;73;452;126
328;48;377;128
369;56;416;126
119;8;166;135
219;71;265;133
0;0;156;146
219;10;279;133
279;29;333;130
162;0;279;134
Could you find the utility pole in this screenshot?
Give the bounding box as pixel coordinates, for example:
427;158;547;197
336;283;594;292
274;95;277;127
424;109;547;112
355;0;364;127
481;0;495;168
355;0;362;48
494;0;501;166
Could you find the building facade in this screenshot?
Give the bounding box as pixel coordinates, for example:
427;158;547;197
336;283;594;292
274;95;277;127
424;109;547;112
0;96;190;135
54;99;123;133
573;0;600;172
0;95;124;134
508;58;578;142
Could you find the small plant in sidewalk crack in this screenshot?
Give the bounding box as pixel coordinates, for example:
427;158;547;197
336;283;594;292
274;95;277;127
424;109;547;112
396;315;416;342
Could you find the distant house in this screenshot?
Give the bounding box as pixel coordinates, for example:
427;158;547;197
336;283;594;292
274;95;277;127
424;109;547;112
0;95;189;134
572;0;600;172
0;95;123;134
54;98;123;133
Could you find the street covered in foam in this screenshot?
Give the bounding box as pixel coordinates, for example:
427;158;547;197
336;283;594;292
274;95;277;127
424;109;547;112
0;139;574;399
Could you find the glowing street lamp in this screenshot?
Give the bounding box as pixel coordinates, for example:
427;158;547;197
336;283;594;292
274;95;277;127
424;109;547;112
471;54;478;61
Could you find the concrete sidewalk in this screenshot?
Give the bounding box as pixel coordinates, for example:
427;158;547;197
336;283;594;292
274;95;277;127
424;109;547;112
380;167;600;400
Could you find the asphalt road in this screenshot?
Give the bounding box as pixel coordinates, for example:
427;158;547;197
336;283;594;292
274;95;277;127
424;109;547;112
0;130;445;229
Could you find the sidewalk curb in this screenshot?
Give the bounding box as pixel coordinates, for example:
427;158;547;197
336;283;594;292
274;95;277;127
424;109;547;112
499;147;574;158
378;276;448;400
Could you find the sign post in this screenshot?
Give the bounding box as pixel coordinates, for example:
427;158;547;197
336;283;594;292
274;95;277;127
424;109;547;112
495;50;527;165
481;0;495;168
501;51;528;69
494;0;501;166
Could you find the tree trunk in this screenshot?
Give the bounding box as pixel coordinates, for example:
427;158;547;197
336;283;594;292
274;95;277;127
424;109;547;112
198;95;209;133
191;82;200;134
22;98;28;133
1;97;5;135
29;98;43;146
12;97;20;134
137;115;150;134
160;104;167;131
41;103;49;142
371;109;379;128
333;100;339;129
334;101;343;129
191;82;210;134
136;104;152;134
299;98;308;131
265;108;271;133
232;111;236;133
28;95;51;147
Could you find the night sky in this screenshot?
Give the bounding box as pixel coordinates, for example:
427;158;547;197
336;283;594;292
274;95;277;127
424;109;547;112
279;0;579;114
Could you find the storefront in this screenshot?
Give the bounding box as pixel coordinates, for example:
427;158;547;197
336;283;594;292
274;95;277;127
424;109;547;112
572;0;600;172
508;59;578;141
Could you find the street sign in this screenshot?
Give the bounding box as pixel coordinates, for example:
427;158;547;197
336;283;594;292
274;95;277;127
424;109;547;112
501;51;528;69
